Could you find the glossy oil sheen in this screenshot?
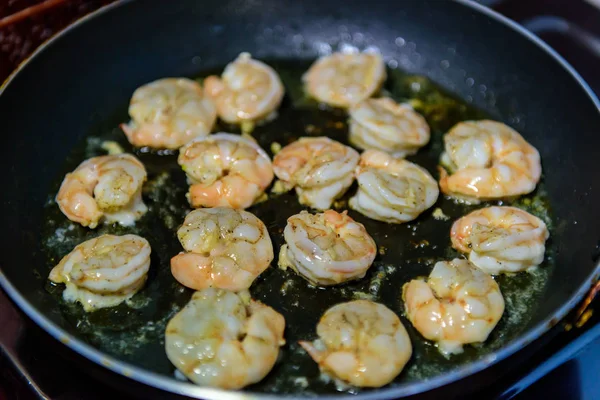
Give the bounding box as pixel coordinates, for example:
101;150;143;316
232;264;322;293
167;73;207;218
39;62;554;394
0;0;599;397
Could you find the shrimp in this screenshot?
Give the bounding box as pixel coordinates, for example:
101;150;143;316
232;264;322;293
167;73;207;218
272;137;359;210
278;210;377;286
451;206;549;274
48;234;151;312
56;154;147;228
299;300;412;387
303;51;386;108
170;208;274;291
165;288;285;389
349;150;439;223
178;133;274;209
204;53;284;125
120;78;217;149
402;258;505;356
349;98;430;157
439;120;542;203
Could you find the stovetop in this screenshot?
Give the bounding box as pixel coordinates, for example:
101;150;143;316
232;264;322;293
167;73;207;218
1;1;599;399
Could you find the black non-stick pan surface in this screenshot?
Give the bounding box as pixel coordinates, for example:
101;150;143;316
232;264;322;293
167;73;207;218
1;0;599;399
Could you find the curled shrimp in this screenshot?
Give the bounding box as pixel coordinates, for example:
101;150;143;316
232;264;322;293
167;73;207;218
403;258;505;356
272;137;359;210
349;150;439;223
171;208;274;291
439;120;542;203
120;78;217;149
278;210;377;286
451;206;549;274
178;133;274;209
56;154;147;228
349;98;430;157
165;288;285;389
299;300;412;387
204;53;284;125
49;234;151;311
303;51;386;108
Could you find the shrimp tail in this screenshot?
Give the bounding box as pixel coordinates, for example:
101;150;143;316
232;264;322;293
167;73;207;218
170;252;212;290
56;180;103;228
298;340;324;363
438;165;450;195
119;122;132;137
203;75;225;98
119;122;144;147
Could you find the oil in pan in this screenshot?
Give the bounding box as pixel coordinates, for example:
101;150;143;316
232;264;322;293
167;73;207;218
40;60;554;394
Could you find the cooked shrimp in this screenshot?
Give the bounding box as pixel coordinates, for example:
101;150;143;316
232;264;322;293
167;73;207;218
48;234;151;312
403;258;505;356
178;133;274;209
299;300;412;387
451;206;549;274
120;78;217;149
278;210;376;286
303;51;386;108
171;208;274;291
439;120;542;203
272;137;359;210
165;288;285;389
204;53;284;125
349;150;439;223
56;154;147;228
349;98;430;157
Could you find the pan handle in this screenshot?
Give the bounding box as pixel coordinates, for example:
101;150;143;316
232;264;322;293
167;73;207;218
521;16;600;59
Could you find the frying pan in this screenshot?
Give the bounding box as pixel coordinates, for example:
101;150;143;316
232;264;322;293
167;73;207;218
1;0;599;398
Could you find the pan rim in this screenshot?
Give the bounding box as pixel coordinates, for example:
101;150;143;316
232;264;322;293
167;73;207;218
1;0;599;398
